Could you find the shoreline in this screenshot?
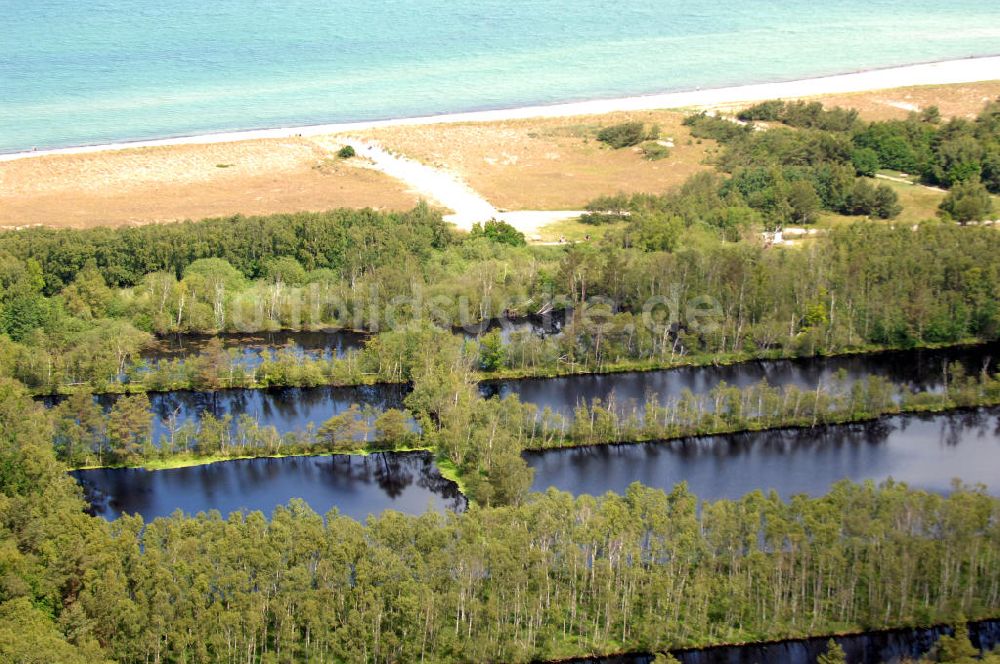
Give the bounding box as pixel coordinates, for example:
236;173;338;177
66;398;1000;477
30;337;993;399
3;54;999;163
546;617;1000;664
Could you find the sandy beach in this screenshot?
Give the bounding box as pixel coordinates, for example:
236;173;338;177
3;55;998;163
2;56;998;234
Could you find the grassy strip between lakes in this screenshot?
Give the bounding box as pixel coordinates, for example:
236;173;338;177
73;443;436;473
33;335;991;398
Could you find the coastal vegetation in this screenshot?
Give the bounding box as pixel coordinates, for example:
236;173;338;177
596;121;660;149
737;97;1000;193
1;102;996;400
677;97;999;227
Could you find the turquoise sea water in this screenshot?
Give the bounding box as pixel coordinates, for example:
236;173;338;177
2;0;999;153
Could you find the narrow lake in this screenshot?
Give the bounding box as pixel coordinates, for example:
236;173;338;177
139;315;564;372
73;408;1000;524
100;343;999;442
95;384;410;442
141;329;369;368
486;343;998;418
74;451;464;522
526;408;1000;500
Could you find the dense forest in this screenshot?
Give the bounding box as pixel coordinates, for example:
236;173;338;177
1;213;998;394
2;378;1000;662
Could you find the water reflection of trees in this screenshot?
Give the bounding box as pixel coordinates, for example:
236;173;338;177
141;330;367;365
492;343;999;419
143;383;410;437
659;418;899;462
932;408;988;447
75;451;466;521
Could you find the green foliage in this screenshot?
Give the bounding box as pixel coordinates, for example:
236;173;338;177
106;393;153;462
851;98;1000;192
939;178;994;224
931;624;978;663
738;99;859;131
182;257;247;292
851;146;881;176
641;140;671;161
736;99;786;122
596;121;659;148
920;105;942;124
4;373;1000;662
628;211;684;251
562;367;1000;448
336;144;356;158
317;405;366;452
60;262;115;320
373;408;412;449
683;112;752;142
844;179;902;218
817;639;847;664
468;219;526;246
478;329;507;371
0;597;108;663
652;654;681;664
262;255;307;286
2;95;1000;664
0;204;453;292
0;292;51;342
786;179;822;225
581;192;633;224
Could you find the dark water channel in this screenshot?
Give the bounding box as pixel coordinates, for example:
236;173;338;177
101;343;999;442
73;451;464;522
526;407;1000;500
66;344;1000;522
552;618;1000;664
141;329;369;369
486;343;999;419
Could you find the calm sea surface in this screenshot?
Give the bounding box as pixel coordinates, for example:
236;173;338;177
3;0;999;152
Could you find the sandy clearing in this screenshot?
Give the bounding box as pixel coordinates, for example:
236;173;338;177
775;80;1000;121
335;137;498;228
0;138;419;228
328;136;584;232
355;110;712;210
874;173;947;193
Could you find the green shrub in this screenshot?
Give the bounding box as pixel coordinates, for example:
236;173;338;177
641;141;671;161
337;145;356;159
596;122;658;149
682;113;751;142
939;178;994;224
851;147;881;177
580;193;632;224
737;100;785;122
468;219;526;246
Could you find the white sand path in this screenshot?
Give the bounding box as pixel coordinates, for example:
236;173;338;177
333;137;585;233
874;173;947;192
